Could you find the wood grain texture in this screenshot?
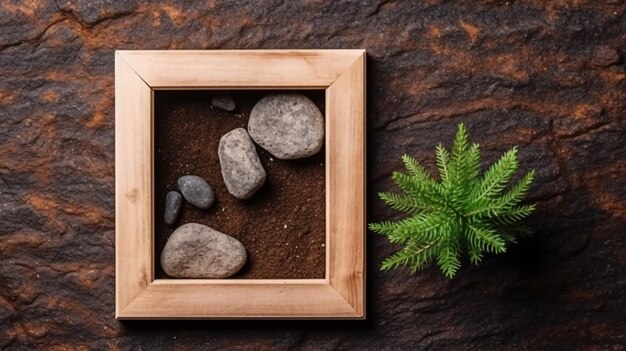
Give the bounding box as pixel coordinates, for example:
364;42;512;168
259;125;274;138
120;281;355;319
114;54;154;317
326;53;366;317
115;49;366;319
117;50;364;88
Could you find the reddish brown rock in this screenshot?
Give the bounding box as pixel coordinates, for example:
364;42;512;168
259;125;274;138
0;0;625;350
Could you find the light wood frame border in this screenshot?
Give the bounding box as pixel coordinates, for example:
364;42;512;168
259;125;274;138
115;50;366;319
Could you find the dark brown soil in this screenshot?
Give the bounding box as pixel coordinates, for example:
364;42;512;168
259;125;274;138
153;90;326;279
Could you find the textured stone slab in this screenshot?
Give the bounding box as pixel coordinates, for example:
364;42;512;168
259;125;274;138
3;0;626;349
160;223;247;278
219;128;266;199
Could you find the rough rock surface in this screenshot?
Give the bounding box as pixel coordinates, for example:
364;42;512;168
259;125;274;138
211;91;236;112
161;223;246;278
248;94;324;159
177;175;215;209
0;1;625;350
164;191;182;225
219;128;266;199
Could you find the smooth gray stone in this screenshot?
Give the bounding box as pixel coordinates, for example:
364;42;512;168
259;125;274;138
211;91;236;112
164;191;182;225
248;94;324;159
177;175;215;209
160;223;247;278
219;128;267;200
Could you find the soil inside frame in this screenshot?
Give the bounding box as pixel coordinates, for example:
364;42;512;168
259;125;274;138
153;90;326;279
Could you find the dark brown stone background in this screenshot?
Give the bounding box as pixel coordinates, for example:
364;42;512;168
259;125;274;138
0;0;625;350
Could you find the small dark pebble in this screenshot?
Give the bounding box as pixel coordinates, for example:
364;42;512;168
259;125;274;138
164;191;182;225
211;91;236;112
178;175;215;209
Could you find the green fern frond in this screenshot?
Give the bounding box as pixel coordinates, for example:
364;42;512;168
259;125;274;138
467;222;507;253
392;171;445;210
402;154;434;183
381;238;440;272
493;204;536;225
464;143;482;181
436;227;462;278
452;124;469;155
370;123;536;278
474;147;519;203
378;192;424;214
467;170;535;218
449;124;470;187
467;241;484;265
495;170;535;209
435;144;450;184
368;220;399;236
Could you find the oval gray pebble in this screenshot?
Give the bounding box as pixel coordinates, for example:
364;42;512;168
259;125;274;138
219;128;267;200
248;94;324;160
160;223;247;278
177;175;215;209
164;191;182;225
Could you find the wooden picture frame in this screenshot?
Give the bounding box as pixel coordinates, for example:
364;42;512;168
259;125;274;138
115;50;366;319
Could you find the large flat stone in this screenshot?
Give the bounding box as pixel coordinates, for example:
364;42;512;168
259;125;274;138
160;223;247;278
248;94;324;159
